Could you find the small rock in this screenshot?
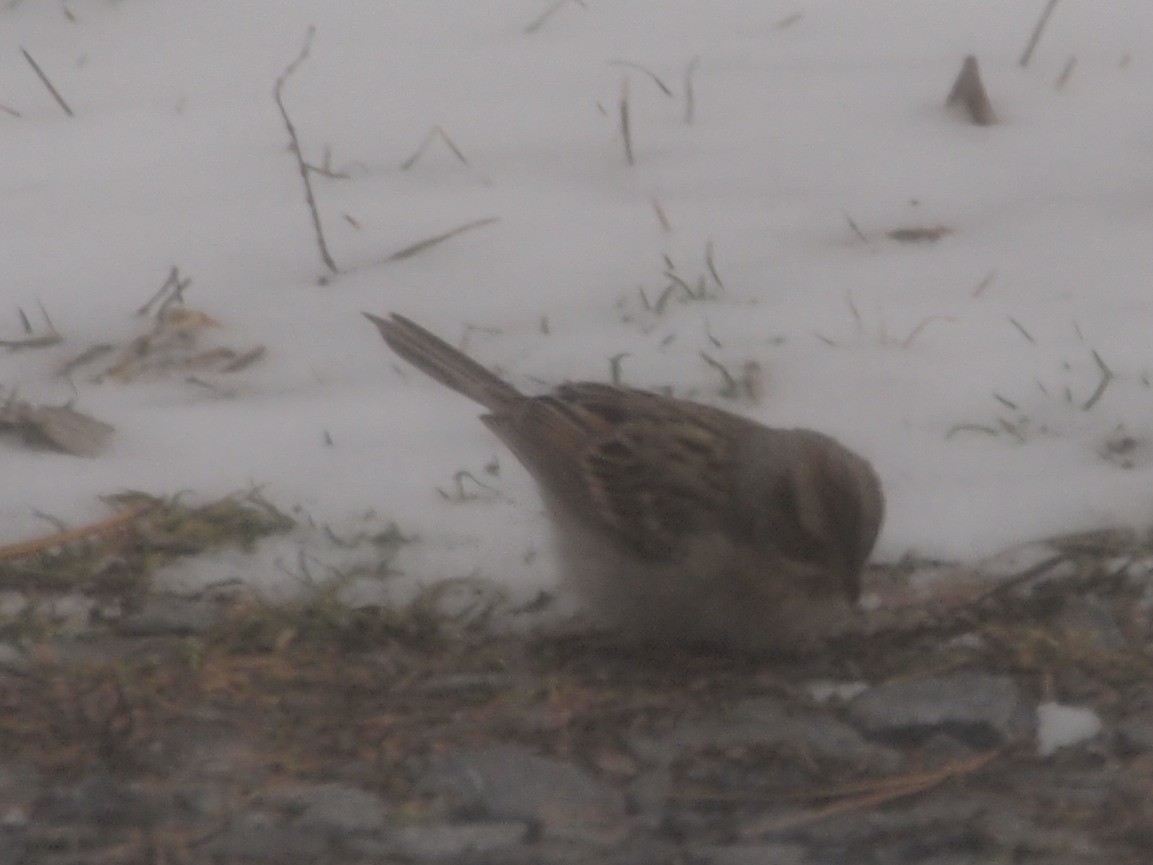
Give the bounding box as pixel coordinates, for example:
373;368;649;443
117;595;220;635
693;842;808;865
0;644;29;675
1115;712;1153;754
634;697;901;772
390;820;529;860
1054;597;1128;652
34;776;159;827
270;783;388;835
418;744;627;841
1036;702;1102;756
200;811;328;862
847;672;1035;747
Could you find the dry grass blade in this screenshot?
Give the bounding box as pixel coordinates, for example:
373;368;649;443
1055;56;1077;89
0;502;152;563
400;125;471;171
385;217;500;262
683;56;700;124
888;225;951;243
523;0;585;35
700;352;738;398
609;60;673;96
619;77;634;166
20;47;73;117
1007;317;1035;343
740;749;1001;836
274;27;337;275
651;198;672;232
844;212;869;244
1020;0;1061;68
972;270;997;297
900;315;955;350
1081;349;1114;411
0;333;61;350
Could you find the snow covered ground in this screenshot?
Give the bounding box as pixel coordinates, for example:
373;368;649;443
3;0;1153;607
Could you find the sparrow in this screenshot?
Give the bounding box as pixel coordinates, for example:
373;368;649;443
366;312;884;654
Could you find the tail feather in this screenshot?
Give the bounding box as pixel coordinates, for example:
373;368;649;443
364;312;522;411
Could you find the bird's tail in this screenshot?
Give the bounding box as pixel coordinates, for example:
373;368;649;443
364;312;522;411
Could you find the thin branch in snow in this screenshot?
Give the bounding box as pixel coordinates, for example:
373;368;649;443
274;27;338;276
1020;0;1061;68
972;270;997;297
523;0;586;35
401;125;471;171
1007;317;1035;344
700;352;739;399
619;77;634;166
20;47;73;117
609;352;630;386
900;315;956;350
845;290;863;337
1081;349;1114;411
844;212;869;245
651;198;672;232
137;266;191;316
385;217;500;262
705;241;725;291
1055;56;1076;90
609;60;674;96
683;56;700;124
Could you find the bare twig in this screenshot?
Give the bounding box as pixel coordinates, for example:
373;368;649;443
437;470;499;502
137;266;191;316
972;270;997;297
20;47;73;117
385;217;500;262
845;290;862;337
1082;349;1114;411
705;241;725;290
651;198;671;232
0;333;61;350
844;212;869;244
700;352;739;398
400;125;471;171
609;353;630;386
609;60;673;96
0;502;151;562
619;77;634;166
1055;56;1076;89
1020;0;1061;68
900;315;956;350
274;27;337;275
1;304;60;349
1007;317;1035;343
523;0;585;35
683;56;700;125
58;344;114;378
741;750;1001;835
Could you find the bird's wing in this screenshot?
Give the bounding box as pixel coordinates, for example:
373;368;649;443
483;383;734;559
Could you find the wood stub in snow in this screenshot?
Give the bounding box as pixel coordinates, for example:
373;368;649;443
946;56;996;126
